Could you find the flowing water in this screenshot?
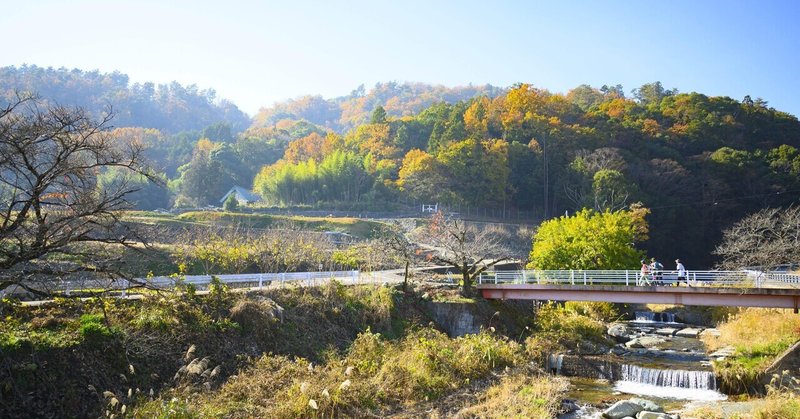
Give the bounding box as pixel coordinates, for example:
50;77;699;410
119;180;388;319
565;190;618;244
558;311;727;418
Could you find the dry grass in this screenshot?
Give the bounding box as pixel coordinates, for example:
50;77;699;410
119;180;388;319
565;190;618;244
702;308;800;355
703;308;800;394
454;374;569;418
134;327;530;417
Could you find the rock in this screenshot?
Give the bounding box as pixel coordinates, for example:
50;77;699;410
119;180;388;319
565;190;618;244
700;328;720;338
625;336;664;349
610;345;629;355
675;328;702;338
636;412;671;419
608;323;631;341
560;399;580;413
629;398;664;413
655;328;677;336
709;345;736;358
602;399;645;419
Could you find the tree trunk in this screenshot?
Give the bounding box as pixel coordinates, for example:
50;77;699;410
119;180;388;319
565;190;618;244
461;262;472;296
403;260;409;292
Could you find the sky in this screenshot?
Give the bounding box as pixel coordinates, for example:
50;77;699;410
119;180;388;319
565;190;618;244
2;0;799;116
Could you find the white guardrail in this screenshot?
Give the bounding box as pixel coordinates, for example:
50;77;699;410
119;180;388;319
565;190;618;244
477;270;800;288
2;270;405;297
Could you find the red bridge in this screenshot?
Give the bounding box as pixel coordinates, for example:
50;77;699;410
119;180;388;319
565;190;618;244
477;270;800;311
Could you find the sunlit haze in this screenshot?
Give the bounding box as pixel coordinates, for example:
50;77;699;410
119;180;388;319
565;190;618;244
3;0;799;116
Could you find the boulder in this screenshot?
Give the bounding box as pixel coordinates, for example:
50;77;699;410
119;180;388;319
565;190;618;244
629;398;664;413
602;400;645;419
675;328;702;338
636;412;671;419
608;323;631;341
625;336;664;349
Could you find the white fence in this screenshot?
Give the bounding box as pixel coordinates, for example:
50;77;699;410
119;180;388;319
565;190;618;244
2;270;404;298
477;270;800;288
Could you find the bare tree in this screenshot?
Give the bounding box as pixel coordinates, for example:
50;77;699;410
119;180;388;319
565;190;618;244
413;212;511;296
379;227;418;292
714;206;800;270
0;95;156;296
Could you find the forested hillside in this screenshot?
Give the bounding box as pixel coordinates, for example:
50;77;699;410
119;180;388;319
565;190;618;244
0;65;250;132
252;82;800;266
251;82;506;132
3;65;799;267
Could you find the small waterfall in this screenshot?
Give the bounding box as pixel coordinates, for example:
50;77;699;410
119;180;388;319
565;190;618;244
547;354;564;374
614;364;726;401
634;311;676;323
619;364;716;390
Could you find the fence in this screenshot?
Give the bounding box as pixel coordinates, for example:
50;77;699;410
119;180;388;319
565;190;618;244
3;270;404;298
477;269;800;289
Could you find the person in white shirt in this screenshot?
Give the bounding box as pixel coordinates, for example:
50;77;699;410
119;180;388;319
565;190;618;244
676;259;687;285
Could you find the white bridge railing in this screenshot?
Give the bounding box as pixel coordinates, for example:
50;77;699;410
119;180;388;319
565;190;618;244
3;270;406;298
477;270;800;288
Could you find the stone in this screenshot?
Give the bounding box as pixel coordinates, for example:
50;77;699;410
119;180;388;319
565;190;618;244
602;399;645;419
608;323;631;341
636;412;671;419
700;328;720;338
625;336;664;349
655;328;677;336
709;345;736;358
629;398;664;412
675;328;702;338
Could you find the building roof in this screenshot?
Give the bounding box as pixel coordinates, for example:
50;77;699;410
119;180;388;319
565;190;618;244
220;186;261;204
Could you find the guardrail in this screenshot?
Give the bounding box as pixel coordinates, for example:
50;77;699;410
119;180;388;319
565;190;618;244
477;270;800;288
2;270;405;298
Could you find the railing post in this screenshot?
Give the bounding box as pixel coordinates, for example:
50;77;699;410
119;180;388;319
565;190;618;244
494;273;498;285
258;273;263;290
625;270;629;286
522;270;527;283
570;270;574;285
583;271;587;285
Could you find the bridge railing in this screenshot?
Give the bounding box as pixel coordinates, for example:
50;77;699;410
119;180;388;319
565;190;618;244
1;270;384;298
477;269;799;288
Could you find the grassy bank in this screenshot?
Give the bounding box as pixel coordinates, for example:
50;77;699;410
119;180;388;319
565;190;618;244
1;282;571;418
702;308;800;394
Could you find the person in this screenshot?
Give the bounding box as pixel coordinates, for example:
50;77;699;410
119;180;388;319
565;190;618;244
639;260;651;285
650;258;664;284
676;259;687;286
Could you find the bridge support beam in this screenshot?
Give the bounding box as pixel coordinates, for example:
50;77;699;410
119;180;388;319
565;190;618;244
478;284;800;310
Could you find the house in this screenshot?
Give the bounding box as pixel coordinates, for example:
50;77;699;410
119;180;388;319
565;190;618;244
219;186;261;206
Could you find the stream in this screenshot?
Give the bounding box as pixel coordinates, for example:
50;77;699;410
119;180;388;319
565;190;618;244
557;311;727;418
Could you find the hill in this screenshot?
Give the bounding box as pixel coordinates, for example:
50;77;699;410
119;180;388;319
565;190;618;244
0;65;250;133
251;81;506;132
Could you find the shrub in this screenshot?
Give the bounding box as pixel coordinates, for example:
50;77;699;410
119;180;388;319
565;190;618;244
564;301;619;322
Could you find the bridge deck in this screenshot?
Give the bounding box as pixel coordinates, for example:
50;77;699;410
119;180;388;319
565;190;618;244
478;283;800;311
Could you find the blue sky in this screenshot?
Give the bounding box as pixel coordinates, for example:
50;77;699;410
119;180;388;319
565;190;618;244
3;0;799;116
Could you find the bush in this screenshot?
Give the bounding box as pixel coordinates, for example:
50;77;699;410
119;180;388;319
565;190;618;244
564;301;619;322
